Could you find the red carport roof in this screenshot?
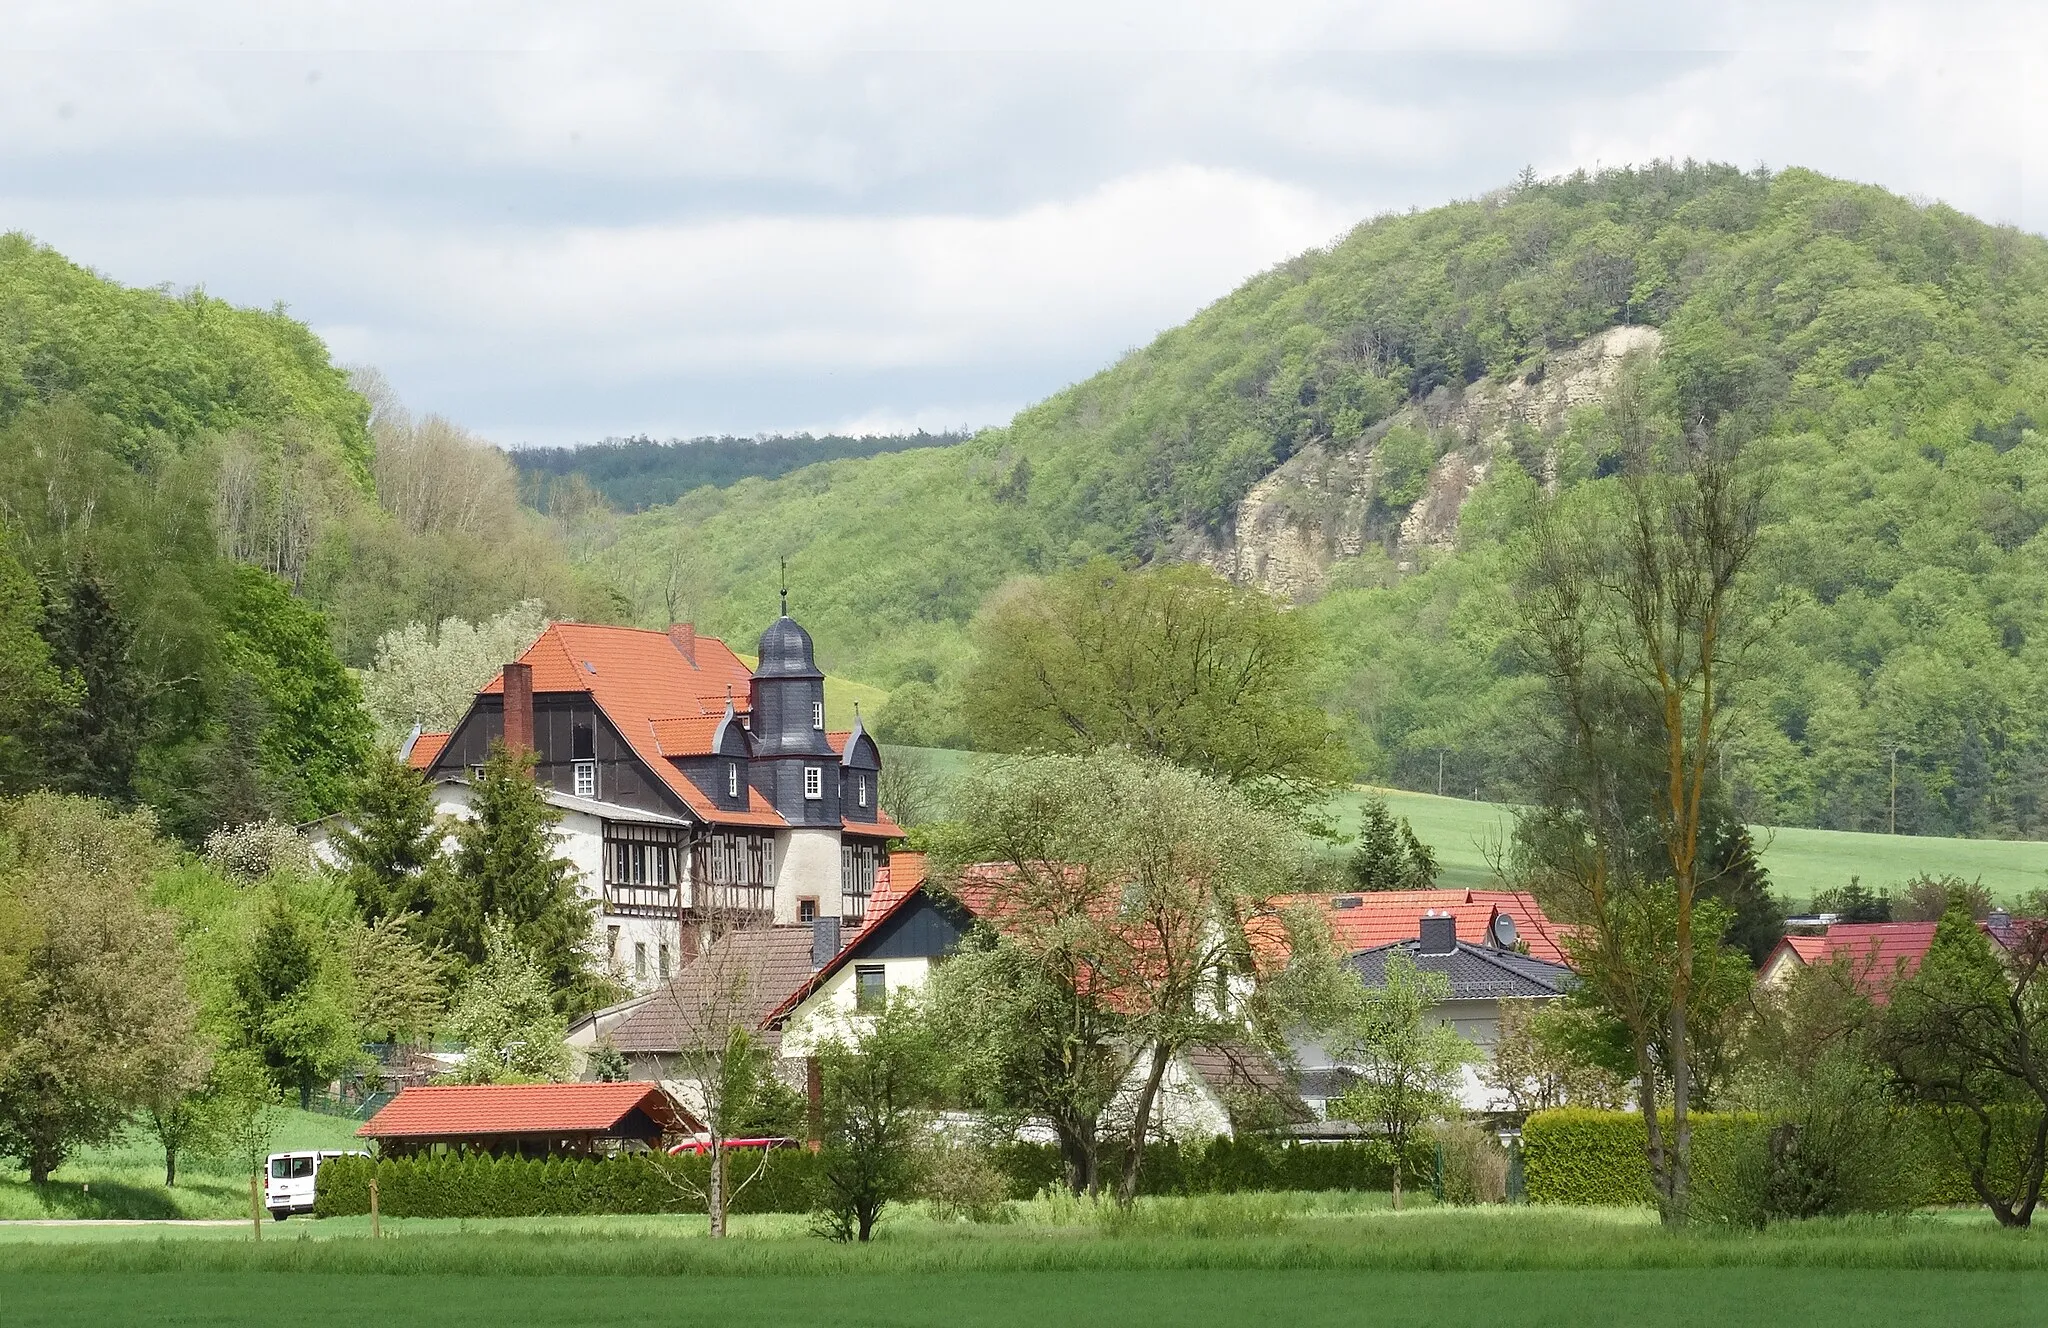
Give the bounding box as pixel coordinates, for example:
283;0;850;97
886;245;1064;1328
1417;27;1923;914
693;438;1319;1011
357;1082;690;1138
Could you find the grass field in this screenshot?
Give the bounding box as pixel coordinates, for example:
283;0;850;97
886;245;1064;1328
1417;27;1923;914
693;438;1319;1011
888;748;2048;905
0;1201;2044;1326
0;1109;367;1221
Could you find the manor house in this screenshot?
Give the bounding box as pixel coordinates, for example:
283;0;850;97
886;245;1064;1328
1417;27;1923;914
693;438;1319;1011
400;604;900;990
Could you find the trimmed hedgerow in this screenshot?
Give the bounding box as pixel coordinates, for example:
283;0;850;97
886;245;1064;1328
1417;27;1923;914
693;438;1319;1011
1521;1108;2022;1210
992;1136;1434;1200
316;1136;1436;1218
315;1151;826;1219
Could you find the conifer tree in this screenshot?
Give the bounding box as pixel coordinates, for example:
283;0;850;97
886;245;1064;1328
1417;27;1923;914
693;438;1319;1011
40;566;148;804
444;742;600;1013
332;756;445;924
1348;794;1439;891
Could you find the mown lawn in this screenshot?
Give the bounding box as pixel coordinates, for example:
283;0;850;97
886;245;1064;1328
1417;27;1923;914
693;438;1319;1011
0;1201;2044;1327
0;1110;367;1221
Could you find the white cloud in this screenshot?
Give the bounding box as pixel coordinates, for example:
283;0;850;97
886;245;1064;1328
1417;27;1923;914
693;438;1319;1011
1;4;2045;442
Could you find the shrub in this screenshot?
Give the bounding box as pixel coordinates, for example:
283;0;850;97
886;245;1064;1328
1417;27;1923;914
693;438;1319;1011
1427;1121;1509;1205
990;1135;1432;1200
920;1143;1012;1223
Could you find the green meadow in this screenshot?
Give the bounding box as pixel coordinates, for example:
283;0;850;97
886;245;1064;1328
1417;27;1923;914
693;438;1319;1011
0;1202;2042;1327
889;748;2048;904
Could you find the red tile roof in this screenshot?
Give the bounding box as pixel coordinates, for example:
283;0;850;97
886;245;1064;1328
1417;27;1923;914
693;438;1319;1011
648;716;731;757
1297;889;1571;966
406;732;450;771
357;1083;692;1139
766;854;934;1028
1763;922;1964;996
481;622;781;830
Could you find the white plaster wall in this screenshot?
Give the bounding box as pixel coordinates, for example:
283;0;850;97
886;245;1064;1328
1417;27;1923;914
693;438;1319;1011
1104;1056;1233;1141
778;955;933;1057
773;827;843;924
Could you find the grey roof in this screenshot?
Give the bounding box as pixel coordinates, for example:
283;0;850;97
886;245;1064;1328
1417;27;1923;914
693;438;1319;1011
609;927;816;1056
755;614;822;679
1347;940;1573;1000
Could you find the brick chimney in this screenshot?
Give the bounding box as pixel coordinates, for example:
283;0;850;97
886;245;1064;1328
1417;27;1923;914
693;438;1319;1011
668;622;696;665
502;661;534;756
1418;911;1458;956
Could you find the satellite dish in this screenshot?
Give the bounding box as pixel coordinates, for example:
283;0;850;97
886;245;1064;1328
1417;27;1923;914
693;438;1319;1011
1491;914;1519;949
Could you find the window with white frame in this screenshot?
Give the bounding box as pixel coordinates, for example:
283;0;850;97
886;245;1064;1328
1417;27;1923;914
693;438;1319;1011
572;760;596;797
857;776;869;808
812;700;824;729
804;766;823;799
727;761;739;799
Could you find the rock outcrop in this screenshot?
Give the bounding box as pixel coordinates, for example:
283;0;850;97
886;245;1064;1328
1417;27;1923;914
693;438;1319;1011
1187;324;1661;600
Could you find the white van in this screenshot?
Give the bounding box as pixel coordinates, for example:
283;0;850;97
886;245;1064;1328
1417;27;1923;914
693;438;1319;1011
265;1150;368;1220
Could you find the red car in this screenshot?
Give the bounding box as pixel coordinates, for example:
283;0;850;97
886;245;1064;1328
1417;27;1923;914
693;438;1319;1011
665;1136;798;1156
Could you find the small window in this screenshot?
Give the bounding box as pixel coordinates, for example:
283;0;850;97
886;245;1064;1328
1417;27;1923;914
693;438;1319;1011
573;760;596;797
291;1156;316;1179
804;766;823;799
469;764;486;782
634;942;648;981
606;926;620;961
798;898;817;923
858;777;868;809
854;964;887;1013
812;700;824;730
658;944;671;980
727;761;739;799
270;1157;292;1179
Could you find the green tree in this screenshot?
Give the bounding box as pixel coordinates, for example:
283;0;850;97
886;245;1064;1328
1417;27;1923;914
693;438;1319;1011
229;890;360;1109
443;742;602;1014
812;992;943;1242
1701;824;1782;967
38;565;150;804
1328;950;1479;1209
338;914;450;1046
1878;899;2048;1227
331;756;447;924
0;541;72;793
0;794;199;1183
928;750;1339;1203
961;561;1348;823
442;919;568;1083
1348;793;1439;891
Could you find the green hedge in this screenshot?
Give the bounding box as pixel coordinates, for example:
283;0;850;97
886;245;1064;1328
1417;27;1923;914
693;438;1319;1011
317;1136;1431;1219
1522;1108;2016;1209
994;1136;1433;1200
315;1151;825;1219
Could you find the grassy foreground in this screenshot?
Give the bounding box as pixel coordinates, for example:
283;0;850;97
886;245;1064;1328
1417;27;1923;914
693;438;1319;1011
0;1201;2043;1327
0;1109;365;1221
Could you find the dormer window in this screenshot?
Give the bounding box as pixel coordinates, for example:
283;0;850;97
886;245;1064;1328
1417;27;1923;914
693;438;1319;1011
573;760;596;797
812;700;824;730
727;761;739;799
804;766;823;800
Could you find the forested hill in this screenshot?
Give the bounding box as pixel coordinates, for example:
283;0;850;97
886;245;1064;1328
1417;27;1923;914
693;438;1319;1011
581;163;2048;839
0;236;605;840
513;431;969;513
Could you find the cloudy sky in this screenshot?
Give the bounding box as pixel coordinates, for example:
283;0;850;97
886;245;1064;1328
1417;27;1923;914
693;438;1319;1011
5;3;2043;446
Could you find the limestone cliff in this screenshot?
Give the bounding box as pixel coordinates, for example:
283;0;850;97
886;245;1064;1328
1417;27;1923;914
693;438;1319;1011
1182;324;1661;600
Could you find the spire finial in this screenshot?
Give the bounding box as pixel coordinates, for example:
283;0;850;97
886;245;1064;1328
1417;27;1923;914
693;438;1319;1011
779;558;788;616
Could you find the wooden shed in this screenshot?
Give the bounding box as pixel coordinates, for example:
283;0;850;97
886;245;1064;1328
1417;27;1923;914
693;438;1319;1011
357;1082;697;1158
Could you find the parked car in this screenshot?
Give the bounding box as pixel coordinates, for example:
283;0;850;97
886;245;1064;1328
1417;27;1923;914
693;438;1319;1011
265;1150;369;1219
664;1136;797;1156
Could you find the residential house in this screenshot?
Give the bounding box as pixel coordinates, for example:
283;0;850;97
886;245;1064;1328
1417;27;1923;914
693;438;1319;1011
1758;912;2017;996
1294;904;1575;1116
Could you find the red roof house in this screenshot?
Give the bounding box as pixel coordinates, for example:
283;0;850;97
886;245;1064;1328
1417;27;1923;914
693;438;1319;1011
357;1082;698;1157
1759;921;1966;995
1300;888;1571;966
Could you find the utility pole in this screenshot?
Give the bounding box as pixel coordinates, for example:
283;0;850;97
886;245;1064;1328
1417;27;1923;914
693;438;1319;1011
1436;749;1447;797
1889;746;1898;835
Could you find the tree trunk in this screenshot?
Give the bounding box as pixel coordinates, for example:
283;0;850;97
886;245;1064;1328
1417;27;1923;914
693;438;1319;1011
299;1080;313;1111
1055;1115;1099;1197
165;1146;178;1188
708;1138;726;1237
1390;1127;1404;1210
1637;1040;1667;1212
1669;968;1692;1227
1116;1044;1174;1208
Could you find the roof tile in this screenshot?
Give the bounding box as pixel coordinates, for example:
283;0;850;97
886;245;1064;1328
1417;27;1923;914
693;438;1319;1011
357;1082;688;1138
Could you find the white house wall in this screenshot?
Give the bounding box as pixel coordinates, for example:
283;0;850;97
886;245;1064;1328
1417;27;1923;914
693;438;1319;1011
777;955;934;1058
774;827;844;924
